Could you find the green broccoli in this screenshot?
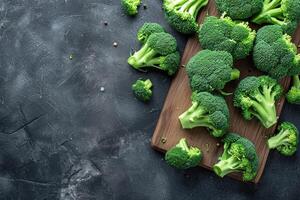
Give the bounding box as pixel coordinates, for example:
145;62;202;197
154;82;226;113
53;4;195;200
163;0;209;34
252;0;300;34
287;75;300;104
213;133;259;181
253;25;300;79
121;0;142;16
215;0;263;20
165;138;202;169
179;92;229;137
137;23;165;44
234;76;283;128
132;79;153;101
128;32;180;76
267;122;299;156
199;15;256;60
186;50;240;93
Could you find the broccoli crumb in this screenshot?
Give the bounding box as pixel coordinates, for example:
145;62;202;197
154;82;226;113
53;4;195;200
161;137;167;144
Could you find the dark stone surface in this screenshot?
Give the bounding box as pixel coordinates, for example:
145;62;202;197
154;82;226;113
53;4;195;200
0;0;299;199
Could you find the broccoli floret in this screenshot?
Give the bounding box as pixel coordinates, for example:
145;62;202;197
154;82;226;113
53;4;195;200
215;0;263;20
234;76;283;128
179;92;229;137
186;50;240;93
128;32;180;75
287;75;300;104
163;0;209;34
267;122;299;156
165;138;202;169
252;0;300;34
121;0;142;16
132;79;153;101
199;15;256;60
137;23;165;44
213;133;259;181
253;25;300;79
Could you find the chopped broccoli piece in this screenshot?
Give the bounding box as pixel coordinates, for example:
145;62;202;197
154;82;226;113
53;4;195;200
215;0;263;20
186;49;240;93
165;138;202;169
287;74;300;104
253;25;300;79
179;92;229;137
132;79;153;101
252;0;300;34
121;0;142;16
128;32;180;75
163;0;209;34
137;23;165;44
267;121;299;156
213;133;259;181
199;15;256;60
234;76;283;128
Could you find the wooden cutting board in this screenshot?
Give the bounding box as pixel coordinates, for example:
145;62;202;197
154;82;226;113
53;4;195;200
151;0;300;183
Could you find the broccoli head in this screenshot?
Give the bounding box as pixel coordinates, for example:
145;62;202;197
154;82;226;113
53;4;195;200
199;15;256;60
137;23;165;44
252;0;300;34
128;32;180;76
179;92;229;137
186;50;240;93
267;121;299;156
165;138;202;169
287;75;300;104
121;0;141;16
163;0;209;34
213;133;259;181
215;0;263;20
234;76;283;128
132;79;153;101
253;25;300;79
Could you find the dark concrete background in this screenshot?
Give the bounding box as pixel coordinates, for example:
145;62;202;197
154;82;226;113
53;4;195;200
0;0;299;199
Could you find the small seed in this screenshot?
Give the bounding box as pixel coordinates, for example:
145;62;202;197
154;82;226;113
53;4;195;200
104;21;108;26
69;54;73;60
216;143;220;147
161;137;167;144
113;42;118;47
100;87;105;92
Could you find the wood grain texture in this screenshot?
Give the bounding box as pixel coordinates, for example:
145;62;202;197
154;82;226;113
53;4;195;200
151;0;300;183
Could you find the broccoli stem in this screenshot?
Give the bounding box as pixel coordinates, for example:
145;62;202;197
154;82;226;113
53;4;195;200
168;0;189;10
128;44;158;69
264;0;282;11
177;138;189;151
292;75;300;88
179;103;209;129
189;0;208;19
144;79;153;89
230;68;240;80
267;129;290;149
252;0;283;24
213;156;240;177
249;88;278;128
179;0;196;13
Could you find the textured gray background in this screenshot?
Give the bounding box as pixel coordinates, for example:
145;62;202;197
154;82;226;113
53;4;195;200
0;0;299;200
